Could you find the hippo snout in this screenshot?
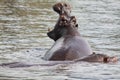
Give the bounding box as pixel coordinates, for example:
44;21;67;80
47;31;56;41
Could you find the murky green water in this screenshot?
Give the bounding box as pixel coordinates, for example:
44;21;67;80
0;0;120;80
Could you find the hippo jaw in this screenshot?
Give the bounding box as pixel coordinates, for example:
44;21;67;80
47;27;67;41
53;2;71;16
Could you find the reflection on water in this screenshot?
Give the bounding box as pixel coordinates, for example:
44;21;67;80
0;0;120;80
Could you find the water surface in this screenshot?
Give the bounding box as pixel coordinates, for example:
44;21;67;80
0;0;120;80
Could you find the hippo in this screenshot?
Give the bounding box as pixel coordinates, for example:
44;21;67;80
75;52;118;63
0;3;118;68
44;15;93;60
44;13;118;61
0;53;117;68
47;2;76;41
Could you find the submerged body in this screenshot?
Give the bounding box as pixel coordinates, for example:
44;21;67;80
0;53;117;68
76;53;118;63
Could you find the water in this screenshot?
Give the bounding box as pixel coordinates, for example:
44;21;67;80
0;0;120;80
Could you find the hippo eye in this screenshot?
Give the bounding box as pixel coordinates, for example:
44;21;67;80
75;24;78;28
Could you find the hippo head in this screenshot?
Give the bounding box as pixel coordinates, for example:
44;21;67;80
47;2;76;41
53;2;71;16
47;15;78;41
103;56;118;63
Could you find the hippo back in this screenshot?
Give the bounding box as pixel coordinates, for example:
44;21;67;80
63;36;92;60
44;35;92;61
